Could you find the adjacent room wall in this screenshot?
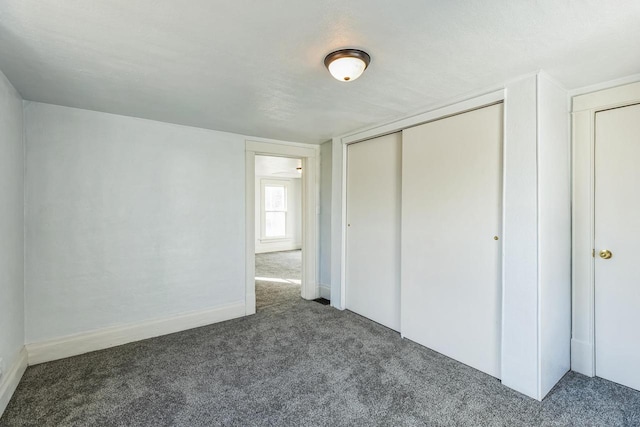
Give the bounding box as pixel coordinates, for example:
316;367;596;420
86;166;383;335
254;176;302;253
319;141;332;299
0;69;26;415
24;102;246;347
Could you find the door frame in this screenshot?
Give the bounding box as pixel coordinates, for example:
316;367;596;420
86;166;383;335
245;140;320;315
571;81;640;376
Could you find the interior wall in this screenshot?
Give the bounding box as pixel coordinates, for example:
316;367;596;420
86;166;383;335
501;76;540;398
537;74;571;397
24;102;246;343
330;137;345;309
319;141;332;298
0;69;25;408
501;73;571;400
254;176;302;253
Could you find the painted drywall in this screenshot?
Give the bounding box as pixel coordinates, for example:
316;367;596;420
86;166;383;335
330;137;345;309
24;102;246;343
0;69;25;414
501;74;571;400
537;75;571;397
319;141;332;296
254;176;302;253
501;76;540;399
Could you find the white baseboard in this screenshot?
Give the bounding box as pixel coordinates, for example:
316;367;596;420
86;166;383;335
26;302;246;365
245;293;256;315
571;338;595;377
319;284;331;300
0;347;28;418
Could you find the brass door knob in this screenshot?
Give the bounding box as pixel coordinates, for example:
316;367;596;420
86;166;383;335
599;249;612;259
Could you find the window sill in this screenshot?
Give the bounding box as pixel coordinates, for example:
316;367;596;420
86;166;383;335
260;237;291;243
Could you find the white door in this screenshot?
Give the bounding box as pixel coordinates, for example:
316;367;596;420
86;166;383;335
401;104;503;378
346;132;401;331
595;103;640;391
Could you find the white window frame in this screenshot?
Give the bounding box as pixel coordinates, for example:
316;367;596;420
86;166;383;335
260;179;291;241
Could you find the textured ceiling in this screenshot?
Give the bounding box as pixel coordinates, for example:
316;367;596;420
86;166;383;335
1;1;639;144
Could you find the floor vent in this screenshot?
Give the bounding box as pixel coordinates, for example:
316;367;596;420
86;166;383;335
313;298;330;306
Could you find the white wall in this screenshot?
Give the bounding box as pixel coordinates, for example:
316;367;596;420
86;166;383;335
501;76;540;398
537;74;571;397
24;102;246;344
0;69;25;415
319;141;332;298
501;74;571;400
330;137;345;309
254;176;302;253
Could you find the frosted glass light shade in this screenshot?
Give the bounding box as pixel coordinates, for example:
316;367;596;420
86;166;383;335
328;57;366;81
324;49;371;82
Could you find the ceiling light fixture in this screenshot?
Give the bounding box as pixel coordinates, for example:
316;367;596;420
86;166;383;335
324;49;371;82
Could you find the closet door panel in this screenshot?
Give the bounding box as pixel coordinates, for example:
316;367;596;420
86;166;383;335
401;104;503;378
346;132;401;331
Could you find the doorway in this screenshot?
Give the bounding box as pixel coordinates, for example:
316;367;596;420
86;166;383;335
244;140;319;315
572;81;640;390
254;155;303;310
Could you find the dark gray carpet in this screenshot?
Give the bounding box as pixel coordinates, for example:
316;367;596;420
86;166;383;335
255;250;301;310
3;264;640;425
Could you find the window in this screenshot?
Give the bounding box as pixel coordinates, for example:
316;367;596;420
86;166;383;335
261;180;288;239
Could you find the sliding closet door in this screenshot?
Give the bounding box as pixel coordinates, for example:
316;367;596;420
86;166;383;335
401;104;503;378
346;132;401;331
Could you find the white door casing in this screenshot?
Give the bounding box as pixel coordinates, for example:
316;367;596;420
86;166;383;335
245;140;319;315
345;132;401;331
401;103;503;378
593;103;640;391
